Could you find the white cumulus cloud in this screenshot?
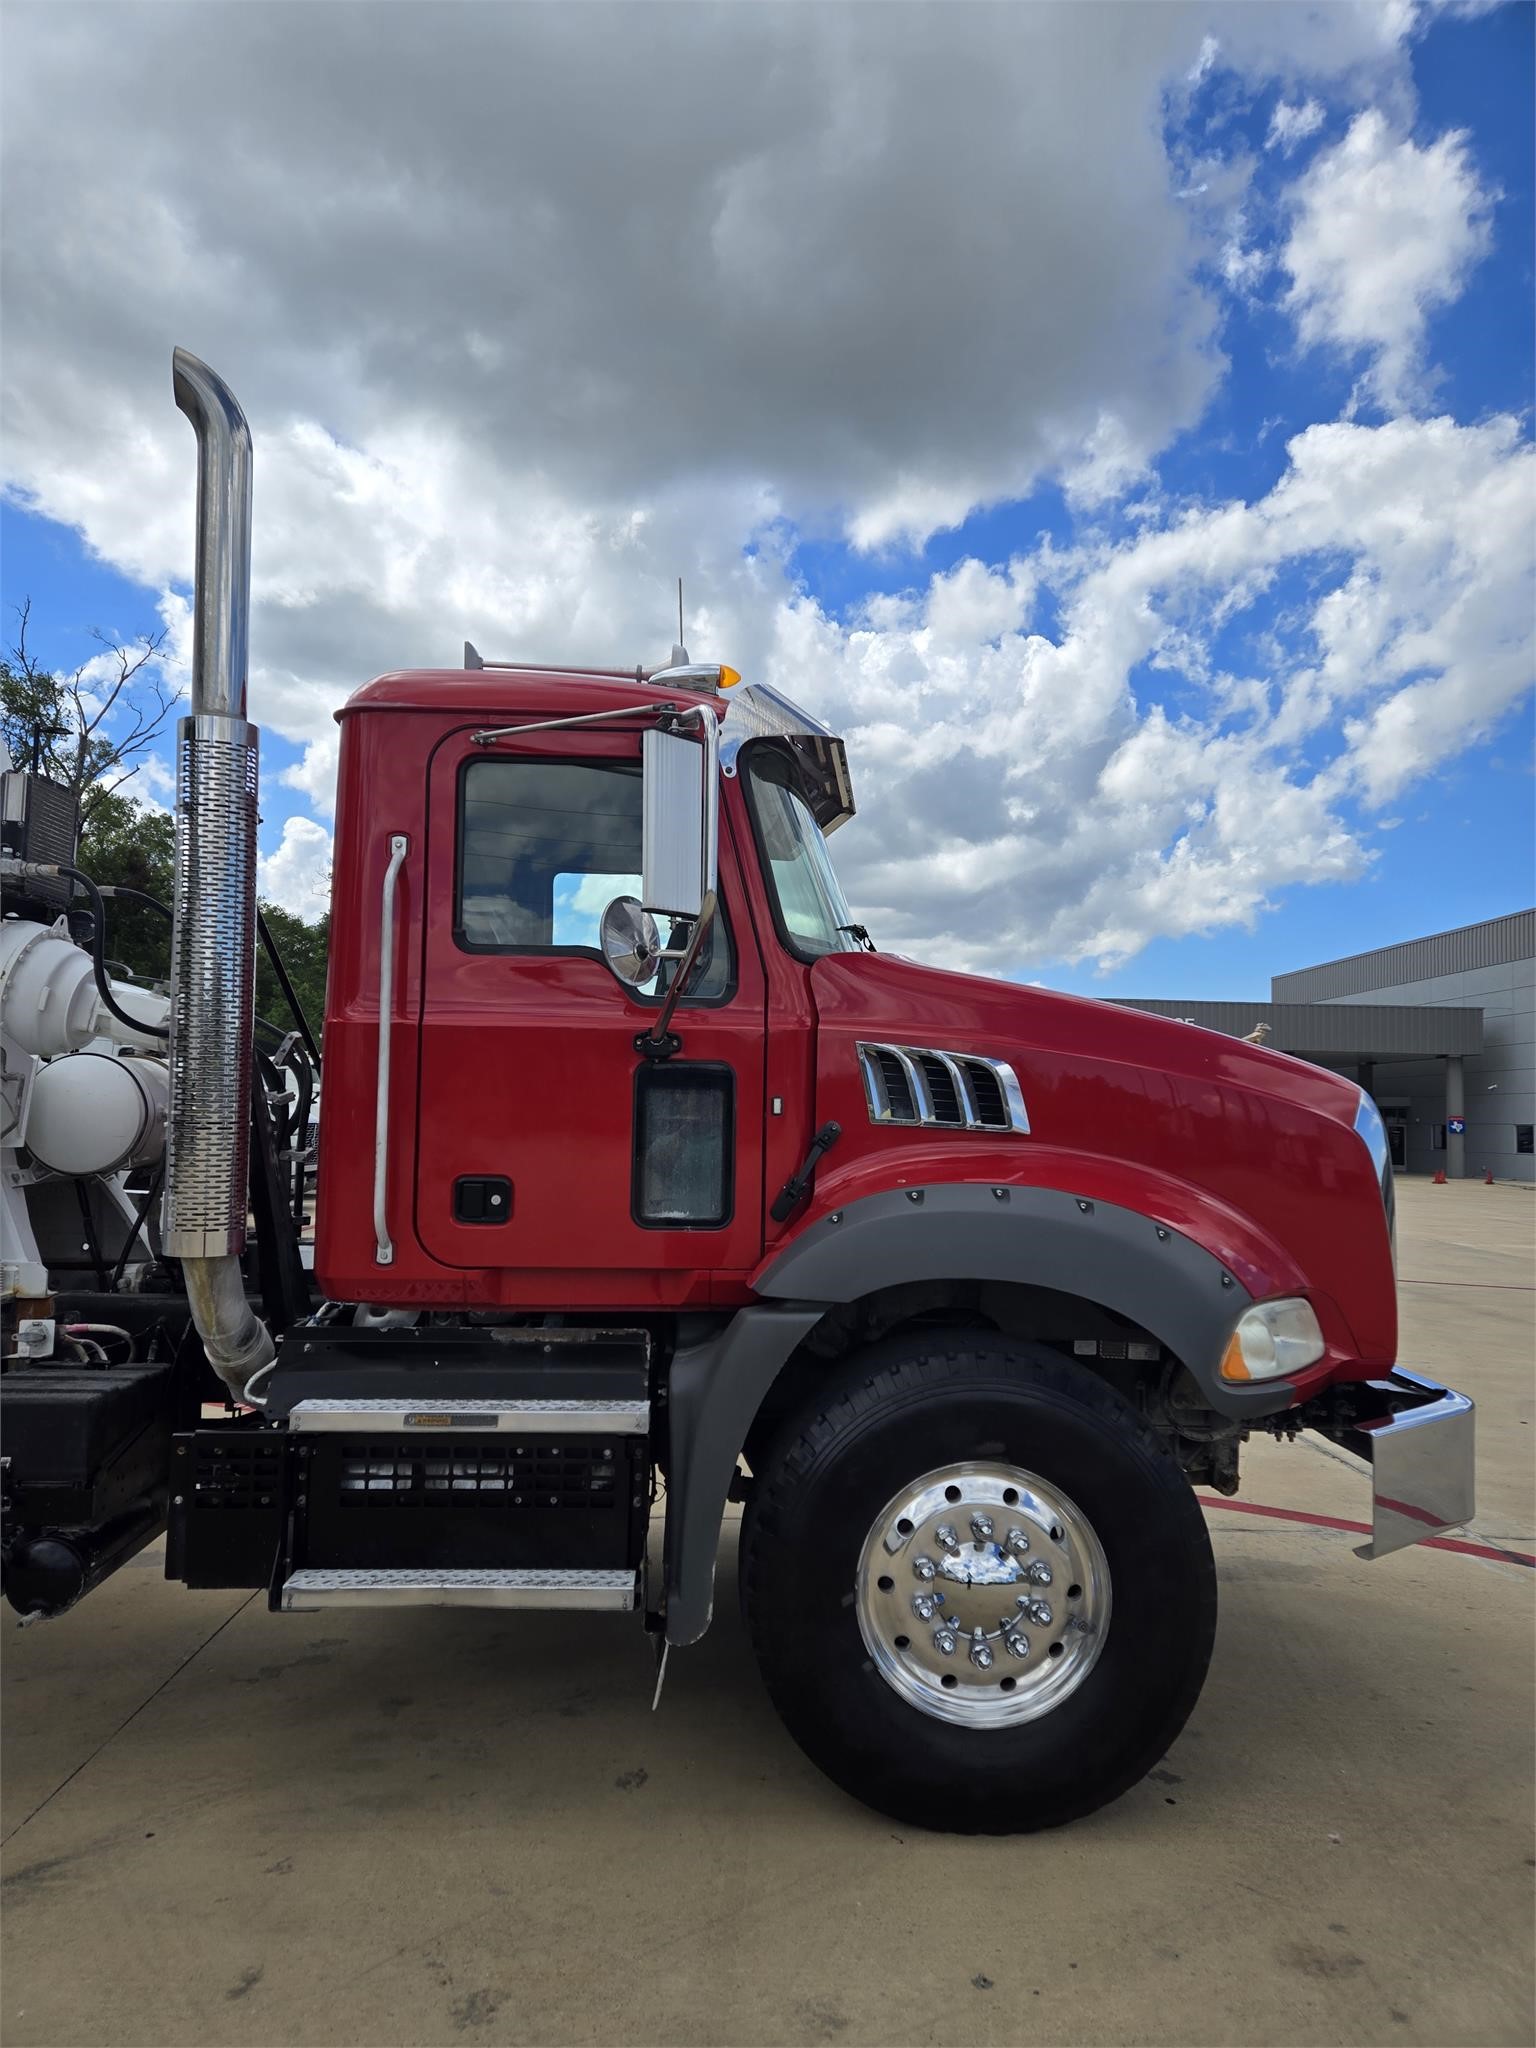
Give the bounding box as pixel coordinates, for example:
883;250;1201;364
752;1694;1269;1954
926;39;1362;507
1;2;1527;974
257;815;333;923
1267;98;1326;151
1281;109;1496;408
797;414;1533;971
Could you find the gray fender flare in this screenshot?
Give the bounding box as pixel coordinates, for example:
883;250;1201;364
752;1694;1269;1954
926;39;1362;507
665;1306;823;1646
757;1183;1273;1407
664;1185;1277;1647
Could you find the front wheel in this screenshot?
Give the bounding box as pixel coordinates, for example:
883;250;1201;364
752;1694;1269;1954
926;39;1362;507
739;1333;1217;1833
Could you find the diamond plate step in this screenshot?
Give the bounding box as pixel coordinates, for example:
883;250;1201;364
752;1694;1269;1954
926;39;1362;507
279;1568;638;1612
285;1397;648;1435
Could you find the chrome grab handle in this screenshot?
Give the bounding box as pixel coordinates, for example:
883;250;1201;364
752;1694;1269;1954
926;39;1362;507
373;834;408;1266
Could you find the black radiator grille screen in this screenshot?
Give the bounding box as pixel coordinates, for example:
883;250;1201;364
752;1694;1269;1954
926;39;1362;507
336;1440;618;1508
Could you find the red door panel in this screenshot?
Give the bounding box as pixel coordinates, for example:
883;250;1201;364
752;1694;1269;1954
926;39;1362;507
413;727;767;1286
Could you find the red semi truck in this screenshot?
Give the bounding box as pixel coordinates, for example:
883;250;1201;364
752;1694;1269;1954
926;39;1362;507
0;353;1475;1831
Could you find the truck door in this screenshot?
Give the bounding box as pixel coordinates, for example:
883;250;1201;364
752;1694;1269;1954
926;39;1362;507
413;724;766;1296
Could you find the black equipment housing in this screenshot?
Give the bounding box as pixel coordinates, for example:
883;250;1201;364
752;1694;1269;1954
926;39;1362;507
1;1360;177;1615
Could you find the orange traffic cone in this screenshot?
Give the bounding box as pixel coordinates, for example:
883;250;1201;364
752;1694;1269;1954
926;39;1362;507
1484;1167;1495;1185
1432;1169;1447;1185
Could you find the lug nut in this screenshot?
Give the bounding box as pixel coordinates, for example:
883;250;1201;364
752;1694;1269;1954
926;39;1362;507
1004;1527;1029;1556
1004;1631;1030;1659
969;1630;994;1670
912;1554;937;1582
1025;1600;1053;1628
932;1627;958;1657
935;1523;960;1553
911;1592;939;1621
970;1512;994;1542
1025;1559;1053;1586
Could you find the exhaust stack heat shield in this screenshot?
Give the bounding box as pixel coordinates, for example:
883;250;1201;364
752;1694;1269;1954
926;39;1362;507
161;350;259;1262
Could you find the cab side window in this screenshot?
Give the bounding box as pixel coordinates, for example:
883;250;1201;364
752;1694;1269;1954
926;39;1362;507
456;757;731;997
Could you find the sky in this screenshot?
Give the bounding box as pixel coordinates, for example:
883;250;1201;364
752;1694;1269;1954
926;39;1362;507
2;0;1531;1001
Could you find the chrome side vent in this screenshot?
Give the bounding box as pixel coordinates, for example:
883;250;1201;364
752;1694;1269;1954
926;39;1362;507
872;1047;917;1121
856;1043;1029;1134
964;1062;1008;1128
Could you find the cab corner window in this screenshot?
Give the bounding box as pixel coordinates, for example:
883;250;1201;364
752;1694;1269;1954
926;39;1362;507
457;755;730;996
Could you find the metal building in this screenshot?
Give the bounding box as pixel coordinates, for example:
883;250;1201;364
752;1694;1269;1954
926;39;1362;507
1116;909;1535;1182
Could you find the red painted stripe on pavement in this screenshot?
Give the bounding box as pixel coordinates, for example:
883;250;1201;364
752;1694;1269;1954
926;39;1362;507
1398;1280;1535;1291
1196;1494;1535;1568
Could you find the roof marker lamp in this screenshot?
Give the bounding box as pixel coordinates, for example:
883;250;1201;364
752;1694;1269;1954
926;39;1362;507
1220;1298;1325;1382
647;661;741;692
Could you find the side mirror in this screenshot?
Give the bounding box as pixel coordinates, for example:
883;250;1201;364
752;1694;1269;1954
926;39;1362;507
600;896;661;988
642;718;719;920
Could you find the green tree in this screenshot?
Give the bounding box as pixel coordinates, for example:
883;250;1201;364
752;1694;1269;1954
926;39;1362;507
78;788;177;983
6;603;330;1038
1;598;176;827
79;793;329;1035
255;900;330;1045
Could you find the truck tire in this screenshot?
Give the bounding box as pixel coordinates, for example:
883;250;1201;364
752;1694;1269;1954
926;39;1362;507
739;1332;1216;1833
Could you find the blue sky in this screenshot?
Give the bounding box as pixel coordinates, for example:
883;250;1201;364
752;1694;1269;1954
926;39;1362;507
3;1;1531;998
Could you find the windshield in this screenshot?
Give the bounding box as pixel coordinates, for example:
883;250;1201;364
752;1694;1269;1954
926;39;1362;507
746;748;863;958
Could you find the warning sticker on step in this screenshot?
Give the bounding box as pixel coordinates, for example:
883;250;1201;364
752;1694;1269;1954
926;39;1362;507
404;1412;499;1428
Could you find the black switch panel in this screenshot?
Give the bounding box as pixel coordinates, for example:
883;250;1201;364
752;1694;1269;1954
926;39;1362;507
453;1175;513;1224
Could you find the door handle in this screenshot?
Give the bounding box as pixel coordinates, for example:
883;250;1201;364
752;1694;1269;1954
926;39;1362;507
374;834;408;1265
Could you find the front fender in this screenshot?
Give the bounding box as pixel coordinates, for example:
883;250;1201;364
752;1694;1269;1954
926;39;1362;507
754;1180;1295;1417
768;1140;1308;1306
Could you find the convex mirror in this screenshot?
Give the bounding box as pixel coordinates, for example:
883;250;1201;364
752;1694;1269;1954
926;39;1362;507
600;895;661;988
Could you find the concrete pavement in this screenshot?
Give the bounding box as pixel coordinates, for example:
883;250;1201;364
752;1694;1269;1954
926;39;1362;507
3;1177;1532;2048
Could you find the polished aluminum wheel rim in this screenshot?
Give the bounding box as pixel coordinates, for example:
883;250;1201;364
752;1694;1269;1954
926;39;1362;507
854;1461;1110;1728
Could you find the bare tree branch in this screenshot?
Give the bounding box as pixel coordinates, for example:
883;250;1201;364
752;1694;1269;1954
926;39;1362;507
0;599;181;825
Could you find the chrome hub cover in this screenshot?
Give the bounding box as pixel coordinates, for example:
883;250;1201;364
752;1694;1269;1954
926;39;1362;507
854;1461;1111;1727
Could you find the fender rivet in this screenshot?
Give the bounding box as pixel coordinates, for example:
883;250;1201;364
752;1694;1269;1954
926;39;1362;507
1076;1198;1092;1213
992;1187;1008;1201
829;1211;843;1225
1221;1273;1234;1289
906;1189;924;1204
1156;1226;1170;1242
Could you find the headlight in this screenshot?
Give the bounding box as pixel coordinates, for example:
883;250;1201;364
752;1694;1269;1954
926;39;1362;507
1220;1298;1326;1382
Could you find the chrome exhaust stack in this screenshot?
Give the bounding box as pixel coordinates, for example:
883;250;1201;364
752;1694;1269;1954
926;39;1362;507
162;348;273;1400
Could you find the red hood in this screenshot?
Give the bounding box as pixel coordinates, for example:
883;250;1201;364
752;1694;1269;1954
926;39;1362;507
812;952;1357;1118
802;951;1393;1371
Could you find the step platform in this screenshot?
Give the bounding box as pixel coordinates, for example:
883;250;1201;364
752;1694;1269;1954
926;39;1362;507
285;1397;649;1435
260;1323;652;1418
167;1326;653;1601
280;1567;638;1612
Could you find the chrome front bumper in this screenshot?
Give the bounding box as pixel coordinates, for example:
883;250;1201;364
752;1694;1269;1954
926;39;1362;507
1318;1368;1476;1560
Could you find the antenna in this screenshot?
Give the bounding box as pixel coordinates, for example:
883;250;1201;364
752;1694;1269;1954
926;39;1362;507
678;577;685;646
669;576;689;668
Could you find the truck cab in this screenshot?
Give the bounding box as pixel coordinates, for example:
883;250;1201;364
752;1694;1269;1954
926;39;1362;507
0;353;1476;1835
315;664;818;1306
